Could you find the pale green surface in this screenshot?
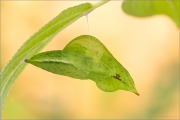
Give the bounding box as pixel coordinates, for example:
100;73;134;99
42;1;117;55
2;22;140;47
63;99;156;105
122;0;180;27
26;35;139;95
0;0;110;116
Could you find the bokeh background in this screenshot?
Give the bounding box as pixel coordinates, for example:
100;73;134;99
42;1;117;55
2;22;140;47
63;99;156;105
1;1;179;119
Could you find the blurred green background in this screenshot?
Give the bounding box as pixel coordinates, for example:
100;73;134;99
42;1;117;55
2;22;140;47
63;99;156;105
1;1;179;119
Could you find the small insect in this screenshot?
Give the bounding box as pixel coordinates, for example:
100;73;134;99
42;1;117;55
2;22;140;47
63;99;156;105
26;35;139;95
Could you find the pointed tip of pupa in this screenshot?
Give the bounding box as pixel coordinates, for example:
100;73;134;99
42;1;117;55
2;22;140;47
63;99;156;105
131;87;139;96
135;92;139;96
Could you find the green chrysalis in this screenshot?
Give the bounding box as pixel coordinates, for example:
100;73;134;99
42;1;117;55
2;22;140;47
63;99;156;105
26;35;139;95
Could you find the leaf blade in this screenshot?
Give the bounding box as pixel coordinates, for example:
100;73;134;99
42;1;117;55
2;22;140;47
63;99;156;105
122;0;180;27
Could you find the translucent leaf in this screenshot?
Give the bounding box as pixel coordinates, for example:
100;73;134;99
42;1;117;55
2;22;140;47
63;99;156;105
26;35;139;95
122;0;180;27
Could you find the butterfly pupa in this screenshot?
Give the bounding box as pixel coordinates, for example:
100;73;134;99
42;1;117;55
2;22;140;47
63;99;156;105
26;35;139;95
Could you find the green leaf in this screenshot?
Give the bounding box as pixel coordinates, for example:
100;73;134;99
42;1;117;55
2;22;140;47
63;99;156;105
122;0;180;27
26;35;139;95
0;0;110;115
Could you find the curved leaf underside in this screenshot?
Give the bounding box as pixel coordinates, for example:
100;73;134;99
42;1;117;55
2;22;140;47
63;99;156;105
122;0;180;27
26;35;139;95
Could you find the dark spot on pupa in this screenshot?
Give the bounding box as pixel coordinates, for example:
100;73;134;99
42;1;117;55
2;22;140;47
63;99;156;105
111;74;121;80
